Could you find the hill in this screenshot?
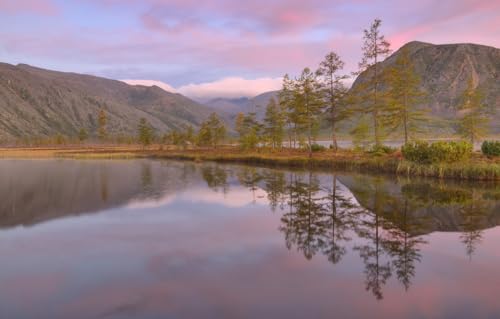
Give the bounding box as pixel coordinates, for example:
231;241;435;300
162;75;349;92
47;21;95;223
204;91;279;121
351;41;500;134
0;63;216;140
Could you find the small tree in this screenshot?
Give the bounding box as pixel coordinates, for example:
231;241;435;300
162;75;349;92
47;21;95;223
138;118;154;147
184;125;196;146
198;113;226;149
458;77;490;145
78;128;88;143
98;108;107;141
263;97;285;149
350;119;370;150
235;112;261;150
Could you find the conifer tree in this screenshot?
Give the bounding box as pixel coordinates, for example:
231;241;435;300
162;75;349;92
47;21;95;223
317;51;349;151
98;108;107;141
78;128;88;142
199;113;226;149
279;74;299;148
458;77;490;145
235;112;261;150
384;47;427;144
263;97;285;149
356;18;391;146
138;117;154;147
294;68;323;157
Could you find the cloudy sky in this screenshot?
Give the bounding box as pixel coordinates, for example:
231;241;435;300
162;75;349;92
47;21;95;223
1;0;498;99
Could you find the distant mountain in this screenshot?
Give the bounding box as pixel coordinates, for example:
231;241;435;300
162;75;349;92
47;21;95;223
204;91;279;121
351;41;500;133
0;63;217;140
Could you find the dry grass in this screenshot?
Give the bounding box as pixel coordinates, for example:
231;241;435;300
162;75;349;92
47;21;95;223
1;144;499;180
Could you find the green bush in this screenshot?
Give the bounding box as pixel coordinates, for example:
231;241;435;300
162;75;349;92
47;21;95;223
310;143;327;152
368;144;397;156
402;141;472;164
481;141;500;157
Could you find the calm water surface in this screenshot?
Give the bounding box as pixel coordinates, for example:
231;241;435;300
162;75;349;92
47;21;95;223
0;159;499;319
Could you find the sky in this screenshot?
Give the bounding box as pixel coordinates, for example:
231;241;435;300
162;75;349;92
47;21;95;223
1;0;499;100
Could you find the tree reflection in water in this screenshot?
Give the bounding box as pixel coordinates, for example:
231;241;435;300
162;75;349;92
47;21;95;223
197;163;499;300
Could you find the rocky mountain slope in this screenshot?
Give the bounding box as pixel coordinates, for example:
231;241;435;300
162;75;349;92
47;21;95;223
0;63;216;140
351;41;500;133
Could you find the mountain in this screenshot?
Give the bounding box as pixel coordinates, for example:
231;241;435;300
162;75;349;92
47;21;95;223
204;91;279;120
0;63;217;140
351;41;500;133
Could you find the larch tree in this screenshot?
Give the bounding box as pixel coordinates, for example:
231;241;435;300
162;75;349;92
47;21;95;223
235;111;261;150
357;18;391;146
138;117;154;147
279;74;299;148
78;128;88;143
294;68;323;157
98;108;107;141
317;51;349;151
458;77;490;145
384;47;427;144
205;112;226;149
263;97;285;149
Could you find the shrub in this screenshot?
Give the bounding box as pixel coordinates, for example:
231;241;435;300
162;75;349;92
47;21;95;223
402;141;472;164
310;143;326;152
368;144;397;156
481;141;500;157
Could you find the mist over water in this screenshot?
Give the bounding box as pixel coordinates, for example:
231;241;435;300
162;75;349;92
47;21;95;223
0;159;499;319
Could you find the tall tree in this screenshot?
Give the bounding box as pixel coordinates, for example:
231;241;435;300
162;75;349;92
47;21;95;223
384;47;427;144
279;74;300;148
294;68;323;157
458;77;490;145
263;97;285;149
357;18;391;146
98;108;107;141
317;51;349;151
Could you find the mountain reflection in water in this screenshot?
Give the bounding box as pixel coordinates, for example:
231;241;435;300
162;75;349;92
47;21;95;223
0;159;499;319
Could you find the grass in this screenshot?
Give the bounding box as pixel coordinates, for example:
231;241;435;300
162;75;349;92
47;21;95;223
0;144;499;181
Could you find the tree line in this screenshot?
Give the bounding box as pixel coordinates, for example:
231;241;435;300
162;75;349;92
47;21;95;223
159;18;493;155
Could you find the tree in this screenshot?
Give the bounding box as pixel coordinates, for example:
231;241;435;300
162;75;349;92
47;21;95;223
458;77;490;145
198;113;226;149
350;119;370;150
317;51;349;151
235;111;261;150
294;68;324;157
384;47;427;144
184;125;196;146
78;128;88;143
357;18;391;146
279;74;299;148
98;108;107;141
263;97;285;149
138;118;154;147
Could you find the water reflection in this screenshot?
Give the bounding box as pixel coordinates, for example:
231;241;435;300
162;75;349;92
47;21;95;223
0;159;499;318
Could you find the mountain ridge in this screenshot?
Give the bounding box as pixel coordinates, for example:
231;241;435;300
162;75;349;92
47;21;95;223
0;62;217;140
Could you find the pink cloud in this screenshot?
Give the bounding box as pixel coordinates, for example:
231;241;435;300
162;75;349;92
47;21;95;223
0;0;58;15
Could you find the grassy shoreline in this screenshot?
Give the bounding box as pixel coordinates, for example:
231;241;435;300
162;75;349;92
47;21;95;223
0;145;499;181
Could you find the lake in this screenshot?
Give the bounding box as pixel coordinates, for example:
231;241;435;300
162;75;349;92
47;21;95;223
0;159;499;319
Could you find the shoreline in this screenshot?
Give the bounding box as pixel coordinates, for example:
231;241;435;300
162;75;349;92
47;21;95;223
0;146;499;181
